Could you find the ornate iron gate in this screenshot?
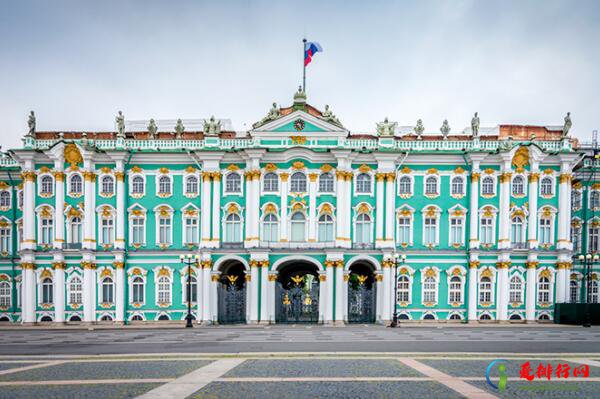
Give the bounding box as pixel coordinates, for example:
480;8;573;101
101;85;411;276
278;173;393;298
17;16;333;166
348;275;376;323
276;275;319;323
217;277;246;324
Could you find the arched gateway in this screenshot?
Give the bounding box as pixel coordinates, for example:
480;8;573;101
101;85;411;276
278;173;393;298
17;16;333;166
347;261;377;323
217;259;247;324
275;261;320;323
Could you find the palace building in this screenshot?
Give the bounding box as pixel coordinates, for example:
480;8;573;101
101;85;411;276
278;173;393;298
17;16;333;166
0;89;595;325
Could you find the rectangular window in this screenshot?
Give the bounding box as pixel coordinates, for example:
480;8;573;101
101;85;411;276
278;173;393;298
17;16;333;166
589;226;599;252
101;218;114;245
424;218;437;245
449;218;463;246
184;218;198;245
397;217;411;245
480;218;493;244
159;217;172;245
0;227;10;254
571;226;581;253
40;218;53;245
132;218;145;245
539;219;551;245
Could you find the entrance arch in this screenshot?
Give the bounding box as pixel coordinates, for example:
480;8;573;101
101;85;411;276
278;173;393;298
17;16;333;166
217;259;247;324
346;260;377;323
275;260;320;323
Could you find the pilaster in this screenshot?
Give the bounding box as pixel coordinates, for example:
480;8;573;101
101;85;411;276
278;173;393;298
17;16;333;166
525;254;538;321
21;255;36;324
52;253;66;323
467;256;479;321
113;253;125;323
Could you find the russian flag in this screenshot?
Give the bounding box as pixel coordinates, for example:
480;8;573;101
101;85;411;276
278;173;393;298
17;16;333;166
304;41;323;66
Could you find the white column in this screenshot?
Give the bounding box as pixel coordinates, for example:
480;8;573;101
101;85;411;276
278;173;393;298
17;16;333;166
244;171;254;246
497;171;511;250
527;170;539;249
557;169;572;250
468;261;479;321
325;264;334;322
342;271;349;322
375;273;383;322
381;261;391;322
318;273;326;323
53;261;65;323
53;169;65;249
22;167;36;251
469;171;480;248
260;265;268;323
210;273;218;323
196;263;204;323
201;262;212;323
525;260;537;321
21;262;36;323
335;263;344;323
82;263;96;322
280;173;289;242
249;262;260;322
496;261;509;321
335;171;346;246
82;163;96;250
375;173;385;247
115;169;126;250
246;273;252;323
556;265;566;304
343;174;352;247
114;261;125;323
267;272;276;323
211;173;221;247
201;173;212;247
250;171;261;247
308;173;318;242
384;173;396;247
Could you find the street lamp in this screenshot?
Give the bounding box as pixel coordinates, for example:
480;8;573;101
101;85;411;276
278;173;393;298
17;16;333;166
179;253;200;328
578;253;598;328
390;252;407;328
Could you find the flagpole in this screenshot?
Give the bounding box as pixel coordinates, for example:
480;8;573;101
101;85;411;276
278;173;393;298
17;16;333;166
302;38;307;92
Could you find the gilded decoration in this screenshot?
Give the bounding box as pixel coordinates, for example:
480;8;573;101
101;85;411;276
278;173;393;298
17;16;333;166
539;269;552;279
320;164;333;172
113;262;125;269
358;164;371;173
343;275;350;282
264;203;277;214
375;274;383;282
571;219;581;228
21;171;36;182
131;165;142;173
529;173;539;183
319;275;326;282
83;171;96;182
81;262;96;270
426;168;438;175
290;135;307;145
52;262;66;270
291;202;304;212
53;171;65;182
541;207;553;218
185;166;196;173
484;168;495;175
226;164;239;171
399;267;408;275
64;144;83;166
375;173;386;182
425;206;438;217
0;182;8;190
292;161;305;170
158;267;170;277
320;203;332;215
268;274;277;282
399;208;412;217
100;268;112;278
543;168;554;175
100;167;112;174
451;267;462;276
67;207;82;218
556;262;572;270
401;166;411;174
39;166;50;173
309;173;319;182
559;173;573;184
511;147;530;169
227;203;239;214
469;261;480;269
183;208;198;217
131;267;142;276
471;172;480;182
496;262;511;269
451;208;464;217
573;182;582;190
454;166;465;174
424;268;436;278
482;206;494;218
158;205;171;217
279;172;289;182
357;203;370;214
40;269;52;279
499;172;512;183
264;163;277;172
480;268;493;278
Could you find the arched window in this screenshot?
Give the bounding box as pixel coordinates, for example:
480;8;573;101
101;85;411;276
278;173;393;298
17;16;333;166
449;313;462;320
0;281;10;308
590;191;600;209
132;276;144;303
318;173;334;193
510;216;524;247
158;175;171;195
512;176;525;196
481;176;494;195
479;277;492;303
225;173;241;193
69;276;82;305
509;314;522;320
423;314;435;320
185;276;197;303
572;190;582;209
448;276;462;303
537;276;551;303
69;217;82;244
425;176;438;195
100;315;113;321
158;314;170;321
538;217;552;245
569;279;579;303
509;276;523;303
355;213;372;244
69;315;82;322
397;275;410;302
224;213;241;242
422;276;437;303
40;176;53;195
263;173;279;192
101;176;114;195
0;191;9;208
290;172;307;192
185;175;198;195
317;213;334;242
399;313;410;320
290;212;306;242
157;276;171;304
17;190;23;208
451;176;464;196
398;176;411;195
101;277;114;304
356;173;372;194
480;313;492;321
70;174;83;194
262;213;279;242
131;314;143;321
480;216;493;245
41;277;53;304
132;176;144;195
540;177;553;196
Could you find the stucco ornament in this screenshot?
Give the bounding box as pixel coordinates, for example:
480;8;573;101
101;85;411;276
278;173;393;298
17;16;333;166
27;111;36;137
254;103;280;128
147;119;158;139
414;119;424;140
321;105;342;126
115;111;125;139
562;112;572;138
440;119;450;140
499;136;514;151
174;118;185;139
203;116;221;136
471;112;480;137
376;117;397;136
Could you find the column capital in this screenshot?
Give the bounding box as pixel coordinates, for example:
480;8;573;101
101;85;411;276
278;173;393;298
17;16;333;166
279;172;289;182
53;171;65;181
556;261;572;269
469;261;480;269
528;173;539;183
267;274;277;282
499;172;512;183
495;261;511;269
113;261;125;269
81;262;96;270
471;172;480;182
52;262;66;270
559;173;573;184
200;260;212;269
21;171;36;182
21;262;36;270
526;261;539;269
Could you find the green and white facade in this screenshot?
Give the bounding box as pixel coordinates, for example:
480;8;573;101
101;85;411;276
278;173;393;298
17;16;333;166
0;91;588;324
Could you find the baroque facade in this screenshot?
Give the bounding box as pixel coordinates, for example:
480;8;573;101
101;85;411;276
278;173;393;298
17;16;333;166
0;90;593;325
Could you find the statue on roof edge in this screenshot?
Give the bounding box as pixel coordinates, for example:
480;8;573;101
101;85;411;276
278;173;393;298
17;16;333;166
440;119;450;140
562;112;572;138
321;104;341;126
414;119;424;140
116;111;125;139
376;117;397;136
471;112;480;138
147;119;157;139
253;103;280;128
175;119;185;139
204;116;221;136
27;111;36;137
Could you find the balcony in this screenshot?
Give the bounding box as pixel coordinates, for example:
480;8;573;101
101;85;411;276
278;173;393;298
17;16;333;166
257;241;337;249
510;242;528;250
221;242;244;249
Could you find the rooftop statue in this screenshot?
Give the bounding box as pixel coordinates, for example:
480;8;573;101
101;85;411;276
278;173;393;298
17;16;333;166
115;111;125;139
204;115;221;136
254;102;281;128
499;135;514;151
27;111;36;137
175;119;185;139
321;104;341;126
414;119;424;140
440;119;450;140
562;112;572;138
376;117;397;136
471;112;480;137
147;119;158;139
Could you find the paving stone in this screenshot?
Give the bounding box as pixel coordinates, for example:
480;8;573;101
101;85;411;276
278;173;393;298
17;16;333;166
191;381;463;399
0;362;36;371
0;360;211;381
224;359;423;378
0;383;161;399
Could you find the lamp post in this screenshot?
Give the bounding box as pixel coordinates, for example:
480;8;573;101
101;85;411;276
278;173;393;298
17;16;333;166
179;253;199;328
578;253;598;328
390;252;407;328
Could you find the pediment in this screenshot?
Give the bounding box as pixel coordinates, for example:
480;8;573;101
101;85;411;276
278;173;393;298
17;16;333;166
250;110;347;140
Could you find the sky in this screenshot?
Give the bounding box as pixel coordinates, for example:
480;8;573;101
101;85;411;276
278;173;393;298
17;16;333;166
1;0;599;149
